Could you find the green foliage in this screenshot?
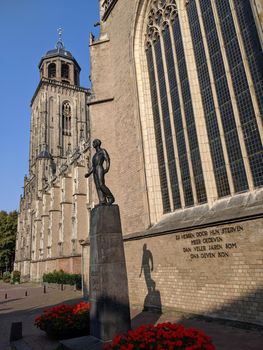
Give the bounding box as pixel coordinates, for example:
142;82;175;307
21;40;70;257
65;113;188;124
43;270;82;289
11;270;21;283
0;210;18;272
3;271;11;282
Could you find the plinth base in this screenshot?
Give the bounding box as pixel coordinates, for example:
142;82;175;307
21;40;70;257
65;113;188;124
89;205;131;341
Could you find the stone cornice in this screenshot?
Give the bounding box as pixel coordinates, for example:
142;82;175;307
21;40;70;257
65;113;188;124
81;212;263;246
30;254;81;263
87;96;114;106
89;38;110;47
31;78;90;106
14;258;31;263
72;193;87;197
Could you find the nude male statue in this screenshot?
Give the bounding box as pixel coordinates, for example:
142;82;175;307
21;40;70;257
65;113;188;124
85;139;115;205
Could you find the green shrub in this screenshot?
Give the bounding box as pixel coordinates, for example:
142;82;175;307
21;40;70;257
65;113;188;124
3;271;11;283
43;270;81;289
11;270;21;283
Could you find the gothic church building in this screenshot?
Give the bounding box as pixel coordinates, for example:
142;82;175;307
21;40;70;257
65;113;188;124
16;0;263;325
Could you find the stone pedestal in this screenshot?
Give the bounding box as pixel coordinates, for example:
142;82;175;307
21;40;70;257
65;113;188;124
89;205;131;341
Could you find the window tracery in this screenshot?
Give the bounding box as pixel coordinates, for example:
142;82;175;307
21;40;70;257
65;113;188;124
187;0;263;192
144;0;263;215
145;0;178;48
145;0;207;213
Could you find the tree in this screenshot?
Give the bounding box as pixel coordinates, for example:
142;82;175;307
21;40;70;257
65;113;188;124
0;210;18;273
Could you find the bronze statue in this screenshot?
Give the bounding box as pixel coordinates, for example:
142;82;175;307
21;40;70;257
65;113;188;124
85;139;115;205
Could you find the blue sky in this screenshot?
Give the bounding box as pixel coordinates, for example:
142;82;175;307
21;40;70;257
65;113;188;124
0;1;100;212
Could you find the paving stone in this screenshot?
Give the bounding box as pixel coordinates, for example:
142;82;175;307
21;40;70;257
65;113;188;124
1;282;263;350
60;335;105;350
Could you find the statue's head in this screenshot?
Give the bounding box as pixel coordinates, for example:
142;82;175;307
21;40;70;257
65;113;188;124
93;139;101;148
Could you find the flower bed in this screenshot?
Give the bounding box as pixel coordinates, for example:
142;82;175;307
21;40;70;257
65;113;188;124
105;323;215;350
35;302;90;339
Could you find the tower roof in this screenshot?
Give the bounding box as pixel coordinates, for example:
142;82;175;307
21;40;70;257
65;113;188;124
38;29;81;71
44;47;73;59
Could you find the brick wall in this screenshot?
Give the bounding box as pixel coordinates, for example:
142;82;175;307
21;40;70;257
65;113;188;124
125;217;263;325
83;216;263;325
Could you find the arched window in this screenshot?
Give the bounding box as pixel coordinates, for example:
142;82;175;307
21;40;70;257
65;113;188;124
145;0;207;213
144;0;263;215
61;63;69;79
62;102;71;136
186;0;263;189
48;63;56;78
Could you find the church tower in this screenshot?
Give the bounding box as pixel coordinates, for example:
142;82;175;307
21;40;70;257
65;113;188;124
15;31;90;281
29;30;89;195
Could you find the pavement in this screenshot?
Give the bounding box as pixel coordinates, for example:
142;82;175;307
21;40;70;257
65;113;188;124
0;281;83;350
1;282;262;350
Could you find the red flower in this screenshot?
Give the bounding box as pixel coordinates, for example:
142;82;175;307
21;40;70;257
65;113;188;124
34;302;90;339
105;323;215;350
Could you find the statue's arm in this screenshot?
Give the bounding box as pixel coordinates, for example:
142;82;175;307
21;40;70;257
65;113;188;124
103;149;110;173
85;168;93;178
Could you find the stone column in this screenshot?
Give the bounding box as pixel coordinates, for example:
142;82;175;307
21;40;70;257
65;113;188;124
73;166;88;248
60;175;72;258
50;186;61;258
42;193;50;260
34;199;42;262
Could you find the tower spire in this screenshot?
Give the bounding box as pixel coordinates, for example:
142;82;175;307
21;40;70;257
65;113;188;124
56;27;64;49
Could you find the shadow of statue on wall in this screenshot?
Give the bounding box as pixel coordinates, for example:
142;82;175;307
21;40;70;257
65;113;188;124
139;243;162;313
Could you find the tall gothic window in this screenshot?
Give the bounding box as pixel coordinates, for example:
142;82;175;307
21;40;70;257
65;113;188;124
216;0;263;187
146;0;207;213
48;63;56;78
62;102;71;136
186;0;263;190
145;0;263;214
